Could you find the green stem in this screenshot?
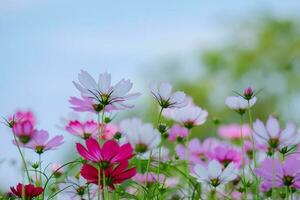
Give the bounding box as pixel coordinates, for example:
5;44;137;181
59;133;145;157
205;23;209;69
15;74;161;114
156;107;164;197
240;115;247;200
39;154;42;186
87;184;91;200
186;128;191;200
12;133;31;183
271;154;275;200
145;150;153;187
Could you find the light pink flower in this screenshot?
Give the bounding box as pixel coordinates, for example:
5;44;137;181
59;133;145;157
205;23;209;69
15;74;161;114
69;96;116;113
133;173;165;185
101;124;119;140
168;124;188;142
254;155;300;191
73;70;141;110
66;120;98;140
176;138;220;167
218;124;250;140
150;82;187;109
25;130;64;154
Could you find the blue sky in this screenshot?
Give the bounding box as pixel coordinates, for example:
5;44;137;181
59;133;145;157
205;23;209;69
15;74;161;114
0;0;300;189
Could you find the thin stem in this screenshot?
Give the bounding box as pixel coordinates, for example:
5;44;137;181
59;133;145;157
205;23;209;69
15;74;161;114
156;107;164;191
240;115;247;200
12;133;31;183
39;154;42;186
271;154;275;200
87;184;91;200
145;150;153;186
186;128;191;200
98;166;101;200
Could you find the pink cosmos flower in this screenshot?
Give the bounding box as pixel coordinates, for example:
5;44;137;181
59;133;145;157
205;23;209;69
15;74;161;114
51;163;64;178
25;130;64;154
208;145;242;168
254;155;300;191
73;70;141;110
80;161;136;190
176;138;220;167
76;138;134;168
218;124;250;140
168;124;188;142
101;124;119;140
9;110;36;126
66;120;98;140
12;120;35;144
133;173;165;185
69;96;117;113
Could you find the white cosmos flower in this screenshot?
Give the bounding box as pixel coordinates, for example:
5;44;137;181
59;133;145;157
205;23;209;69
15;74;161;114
73;70;141;109
225;96;256;114
170;105;208;129
120;118;161;154
253;116;300;150
150;82;187;109
191;160;238;189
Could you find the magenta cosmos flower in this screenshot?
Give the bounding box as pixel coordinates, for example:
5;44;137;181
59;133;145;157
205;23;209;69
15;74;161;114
168;124;188;142
73;70;141;110
9;110;36;126
80;161;136;190
12;120;35;144
66;120;98;140
254;155;300;191
208;145;242;168
218;124;251;140
76;138;134;168
10;183;44;200
25;130;64;154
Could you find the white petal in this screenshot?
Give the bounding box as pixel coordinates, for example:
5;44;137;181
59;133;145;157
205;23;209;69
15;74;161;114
208;160;222;178
113;79;133;97
266;116;280;137
78;70;98;90
159;82;172;100
98;72;111;93
192;164;208;182
253;119;269;141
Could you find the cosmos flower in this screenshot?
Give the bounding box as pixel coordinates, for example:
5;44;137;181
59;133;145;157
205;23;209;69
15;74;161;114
101;124;119;140
208;145;242;168
12;120;35;144
51;163;64;178
176;138;220;167
69;96;117;113
150;82;187;109
218;124;250;140
10;183;44;200
225;96;256;114
253;116;300;153
66;120;98;140
254;155;300;191
168;124;188;142
170;104;208;129
9;110;36;126
120;118;161;154
76;138;134;168
25;130;64;154
73;70;141;110
80;161;136;190
191;160;238;189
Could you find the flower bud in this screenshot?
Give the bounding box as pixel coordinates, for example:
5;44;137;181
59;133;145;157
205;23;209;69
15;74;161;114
243;87;254;100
